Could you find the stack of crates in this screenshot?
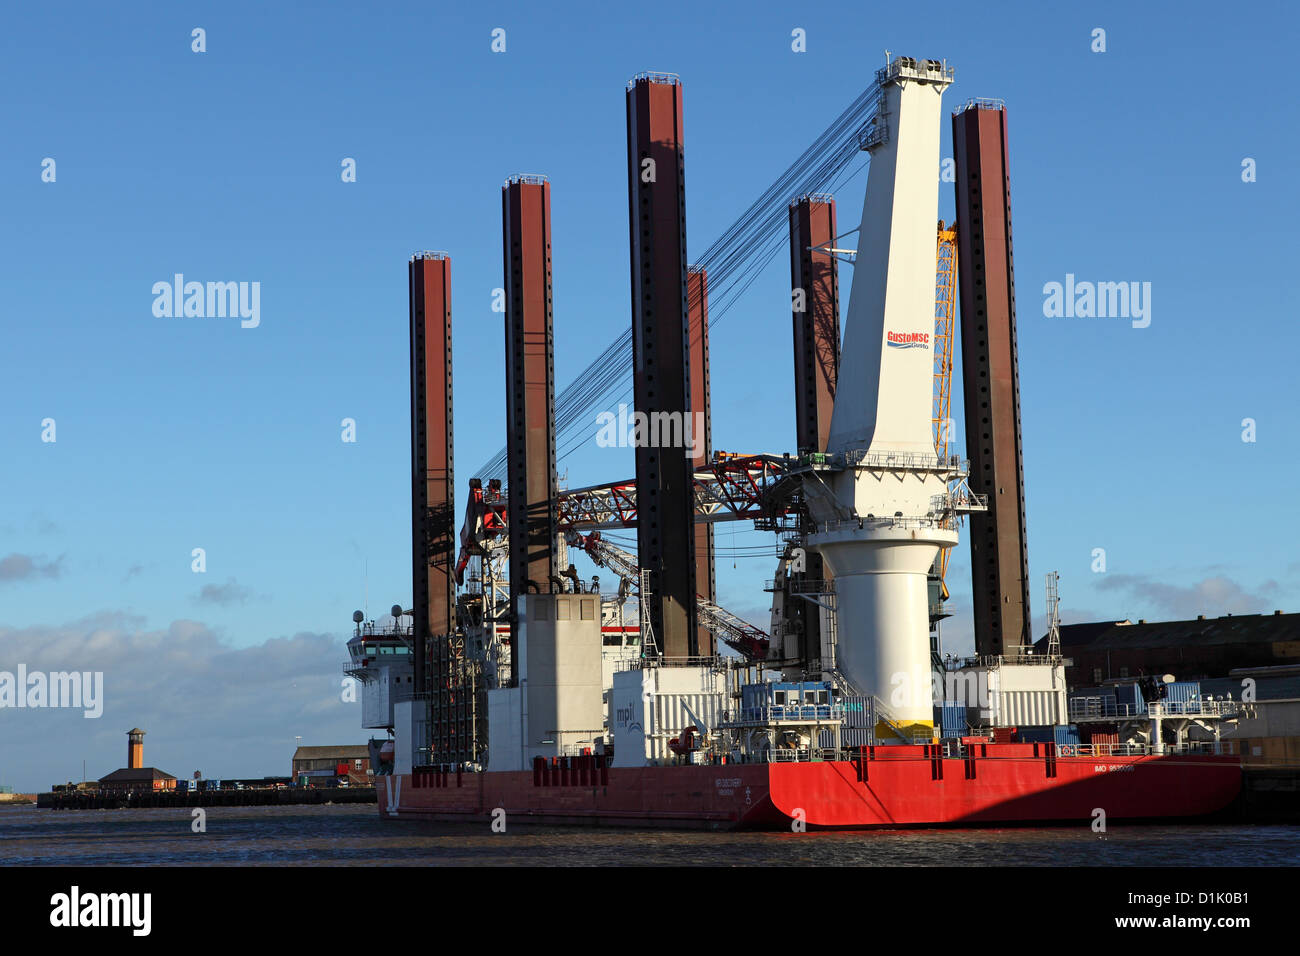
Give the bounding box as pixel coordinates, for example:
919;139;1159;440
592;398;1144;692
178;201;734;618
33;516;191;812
842;696;872;747
1114;683;1146;716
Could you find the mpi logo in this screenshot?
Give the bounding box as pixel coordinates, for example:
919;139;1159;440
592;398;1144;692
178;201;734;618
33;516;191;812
886;331;929;349
614;704;642;733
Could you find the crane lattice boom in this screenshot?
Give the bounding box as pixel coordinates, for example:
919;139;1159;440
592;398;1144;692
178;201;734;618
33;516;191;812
566;530;771;662
933;221;959;598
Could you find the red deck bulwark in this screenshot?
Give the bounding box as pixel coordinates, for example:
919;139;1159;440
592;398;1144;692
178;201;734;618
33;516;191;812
376;747;1242;831
378;764;773;830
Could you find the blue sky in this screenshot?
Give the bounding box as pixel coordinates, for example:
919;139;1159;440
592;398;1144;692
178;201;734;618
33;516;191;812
2;1;1296;790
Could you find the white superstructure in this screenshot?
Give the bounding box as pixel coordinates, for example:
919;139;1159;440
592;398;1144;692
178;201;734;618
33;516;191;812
485;593;607;770
609;663;728;767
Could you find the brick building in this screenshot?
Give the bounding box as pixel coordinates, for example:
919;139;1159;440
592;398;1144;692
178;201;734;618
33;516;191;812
98;728;177;792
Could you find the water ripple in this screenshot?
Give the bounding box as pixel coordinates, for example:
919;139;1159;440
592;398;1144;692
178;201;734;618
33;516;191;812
1;805;1296;866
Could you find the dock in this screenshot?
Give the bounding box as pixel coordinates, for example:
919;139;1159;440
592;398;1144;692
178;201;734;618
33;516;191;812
1238;767;1300;823
36;787;376;810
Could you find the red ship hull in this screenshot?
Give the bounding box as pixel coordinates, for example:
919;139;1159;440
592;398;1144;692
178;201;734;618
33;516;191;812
376;745;1243;830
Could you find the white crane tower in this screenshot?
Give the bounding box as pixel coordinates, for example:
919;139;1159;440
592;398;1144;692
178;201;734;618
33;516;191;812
803;55;961;735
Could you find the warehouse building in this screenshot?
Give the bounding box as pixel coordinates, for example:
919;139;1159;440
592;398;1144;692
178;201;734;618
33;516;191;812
291;744;372;786
1035;611;1300;686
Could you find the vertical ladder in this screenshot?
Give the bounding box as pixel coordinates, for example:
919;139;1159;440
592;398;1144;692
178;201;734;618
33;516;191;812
639;569;659;659
1046;572;1061;658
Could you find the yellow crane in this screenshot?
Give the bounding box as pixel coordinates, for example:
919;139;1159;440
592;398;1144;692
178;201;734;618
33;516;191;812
932;221;958;600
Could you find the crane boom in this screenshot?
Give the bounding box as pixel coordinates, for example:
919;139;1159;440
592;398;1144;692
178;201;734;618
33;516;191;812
455;454;793;583
933;221;958;459
566;530;771;661
933;221;959;599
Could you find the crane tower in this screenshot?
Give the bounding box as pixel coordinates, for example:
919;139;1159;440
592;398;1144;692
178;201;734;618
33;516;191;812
804;56;959;733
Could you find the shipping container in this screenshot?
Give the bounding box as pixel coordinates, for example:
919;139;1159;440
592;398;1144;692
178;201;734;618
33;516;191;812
842;728;873;748
1053;724;1080;746
1016;725;1055;743
940;703;967;736
740;682;768;715
1165;681;1202;704
1067;693;1117;719
841;696;873;729
1114;683;1146;715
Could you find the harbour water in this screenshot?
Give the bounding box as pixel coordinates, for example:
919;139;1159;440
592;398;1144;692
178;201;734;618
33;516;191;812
3;804;1297;866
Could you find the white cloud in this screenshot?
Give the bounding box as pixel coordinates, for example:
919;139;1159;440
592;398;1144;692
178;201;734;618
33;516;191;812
1095;573;1281;619
195;577;254;606
0;612;365;793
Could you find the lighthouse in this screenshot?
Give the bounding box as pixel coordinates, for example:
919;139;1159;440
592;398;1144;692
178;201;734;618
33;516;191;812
127;727;145;769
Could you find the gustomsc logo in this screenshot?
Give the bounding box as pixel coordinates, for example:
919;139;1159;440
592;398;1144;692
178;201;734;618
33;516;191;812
886;331;930;349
